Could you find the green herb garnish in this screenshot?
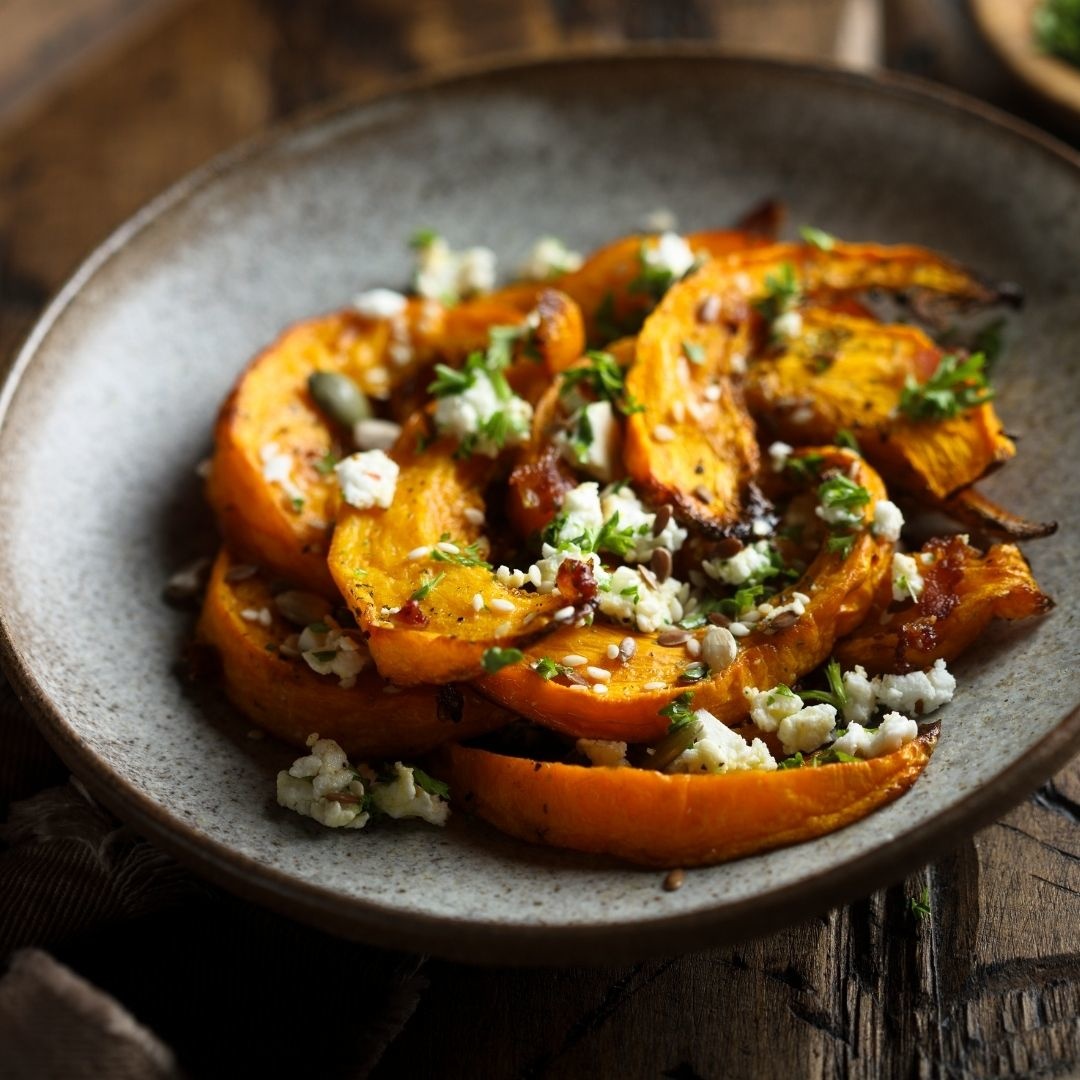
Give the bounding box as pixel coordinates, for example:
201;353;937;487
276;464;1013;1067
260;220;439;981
412;767;450;799
410;572;446;601
481;646;524;674
559;350;644;416
659;691;696;732
899;352;993;421
908;886;932;920
801;659;848;710
799;225;837;251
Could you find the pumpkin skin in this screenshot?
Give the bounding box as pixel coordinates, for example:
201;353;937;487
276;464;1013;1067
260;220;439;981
441;725;939;868
196;548;511;755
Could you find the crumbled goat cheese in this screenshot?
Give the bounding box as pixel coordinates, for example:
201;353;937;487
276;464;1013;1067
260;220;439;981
414;236;496;302
668;709;777;774
432;370;533;457
520;236;584;280
744;684;804;733
703;540;774;586
872;499;905;542
353;417;402;452
260;442;303;503
841;664;878;726
370;762;450;825
644;231;696;279
817;499;861;527
297;624;369;688
772;310;804;341
353;288;408;319
891;551;925;602
768;441;794;473
276;737;369;829
335;449;399;509
831;712;919;759
558;400;620;481
599;484;687;562
548;482;605;548
777;703;838;756
576;738;628;768
700;625;738;672
875;658;955;717
598;565;689;633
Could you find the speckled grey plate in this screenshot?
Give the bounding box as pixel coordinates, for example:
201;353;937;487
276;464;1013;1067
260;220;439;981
1;52;1078;965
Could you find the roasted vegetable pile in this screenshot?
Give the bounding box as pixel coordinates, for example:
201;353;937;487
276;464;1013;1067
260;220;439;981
195;209;1053;866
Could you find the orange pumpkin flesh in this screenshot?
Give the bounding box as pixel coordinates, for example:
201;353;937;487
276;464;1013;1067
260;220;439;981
196;549;511;756
443;725;938;868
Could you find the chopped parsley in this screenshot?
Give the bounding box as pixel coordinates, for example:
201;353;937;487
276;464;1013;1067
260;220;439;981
777;752;805;770
542;508;643;558
481;646;524;674
314;450;338;476
290;496;305;513
533;656;572;680
898;352;993;421
908;886;932;920
754;262;801;326
659;690;696;732
826;533;857;558
627;241;689;301
784;452;825;482
409;227;440;250
412;767;450;799
835;428;861;454
431;534;492;570
1034;0;1080;67
801;659;848;710
818;474;871;518
410;572;445;601
559;350;644;416
799;225;837;251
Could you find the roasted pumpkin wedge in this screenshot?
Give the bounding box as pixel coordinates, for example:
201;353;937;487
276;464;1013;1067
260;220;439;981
745;309;1015;501
479;449;893;743
328;415;586;686
622;241;1009;536
442;724;938;867
835;535;1053;674
196;549;511;755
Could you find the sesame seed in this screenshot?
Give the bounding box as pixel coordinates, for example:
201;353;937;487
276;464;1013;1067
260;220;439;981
472;593;484;612
464;507;485;526
729;622;750;637
592;683;609;694
644;680;668;691
490;598;515;613
703;384;722;402
606;643;620;660
685;638;701;658
436;541;460;554
494;621;512;637
568;684;589;692
554;605;576;621
586;666;611;682
522;611;538;626
652;424;676;443
561;654;588;667
407;546;431;560
671;400;686;423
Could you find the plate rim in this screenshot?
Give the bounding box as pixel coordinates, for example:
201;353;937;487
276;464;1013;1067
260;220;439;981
2;47;1079;966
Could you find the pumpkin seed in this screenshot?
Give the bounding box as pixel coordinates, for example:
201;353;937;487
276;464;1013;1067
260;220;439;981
644;719;702;771
274;589;331;627
308;371;372;427
656;629;691;647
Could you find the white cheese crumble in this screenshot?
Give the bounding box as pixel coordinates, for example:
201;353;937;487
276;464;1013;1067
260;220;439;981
335;449;399;509
777;703;837;756
597;565;689;634
297;624;370;688
769;441;794;473
558;399;620;481
276;737;450;830
831;712;918;759
644;232;696;279
520;236;584;280
576;738;628;768
744;684;804;733
353;288;408;319
702;540;774;586
875;658;955;717
599;484;687;562
891;551;925;603
432;370;533;457
772;310;804;341
413;235;496;302
259;442;303;503
841;664;878;726
872;499;905;542
668;709;777;775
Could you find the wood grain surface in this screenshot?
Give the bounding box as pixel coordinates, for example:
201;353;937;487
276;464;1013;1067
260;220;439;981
0;2;1077;1077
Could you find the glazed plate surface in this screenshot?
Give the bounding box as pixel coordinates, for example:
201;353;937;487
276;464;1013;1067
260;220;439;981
1;53;1078;964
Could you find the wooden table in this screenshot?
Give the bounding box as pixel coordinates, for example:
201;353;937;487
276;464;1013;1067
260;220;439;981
1;2;1077;1076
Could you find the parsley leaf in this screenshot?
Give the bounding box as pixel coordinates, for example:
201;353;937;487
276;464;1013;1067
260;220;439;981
899;352;993;421
409;227;440;249
412;767;450;799
430;535;492;570
777;752;805;770
559;350;644;416
818;474;871;516
826;533;857;558
533;657;571;680
481;646;524;674
659;691;696;731
314;450;338;476
799;225;837;251
754;262;801;325
410;571;445;601
801;659;848;710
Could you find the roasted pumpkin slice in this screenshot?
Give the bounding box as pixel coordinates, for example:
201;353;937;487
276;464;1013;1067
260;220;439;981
835;535;1053;674
328;416;585;686
207;298;528;591
622;242;1007;537
196;549;511;755
480;449;893;743
746;309;1015;501
442;725;938;867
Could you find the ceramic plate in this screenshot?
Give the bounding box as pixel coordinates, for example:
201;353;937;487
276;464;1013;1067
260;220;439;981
1;53;1078;965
